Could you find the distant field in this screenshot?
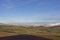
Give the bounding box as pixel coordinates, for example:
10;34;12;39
0;25;60;40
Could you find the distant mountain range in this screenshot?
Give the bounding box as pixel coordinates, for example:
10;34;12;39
0;23;60;27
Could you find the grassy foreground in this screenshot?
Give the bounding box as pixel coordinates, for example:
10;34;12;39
0;25;60;40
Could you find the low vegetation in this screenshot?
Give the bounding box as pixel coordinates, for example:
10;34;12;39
0;25;60;40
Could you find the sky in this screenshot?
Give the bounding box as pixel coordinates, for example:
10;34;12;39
0;0;60;24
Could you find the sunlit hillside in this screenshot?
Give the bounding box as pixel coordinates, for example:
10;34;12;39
0;24;60;40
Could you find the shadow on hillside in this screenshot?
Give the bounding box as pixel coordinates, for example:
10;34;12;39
0;34;52;40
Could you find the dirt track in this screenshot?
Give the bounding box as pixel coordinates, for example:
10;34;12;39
0;32;17;37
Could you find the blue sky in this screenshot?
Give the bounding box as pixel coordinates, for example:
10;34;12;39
0;0;60;24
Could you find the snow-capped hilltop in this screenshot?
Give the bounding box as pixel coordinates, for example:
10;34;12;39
45;23;60;27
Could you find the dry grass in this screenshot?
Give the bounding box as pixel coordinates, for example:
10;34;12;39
0;32;17;37
0;25;60;40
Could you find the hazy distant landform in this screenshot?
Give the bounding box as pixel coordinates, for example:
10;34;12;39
0;22;60;27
